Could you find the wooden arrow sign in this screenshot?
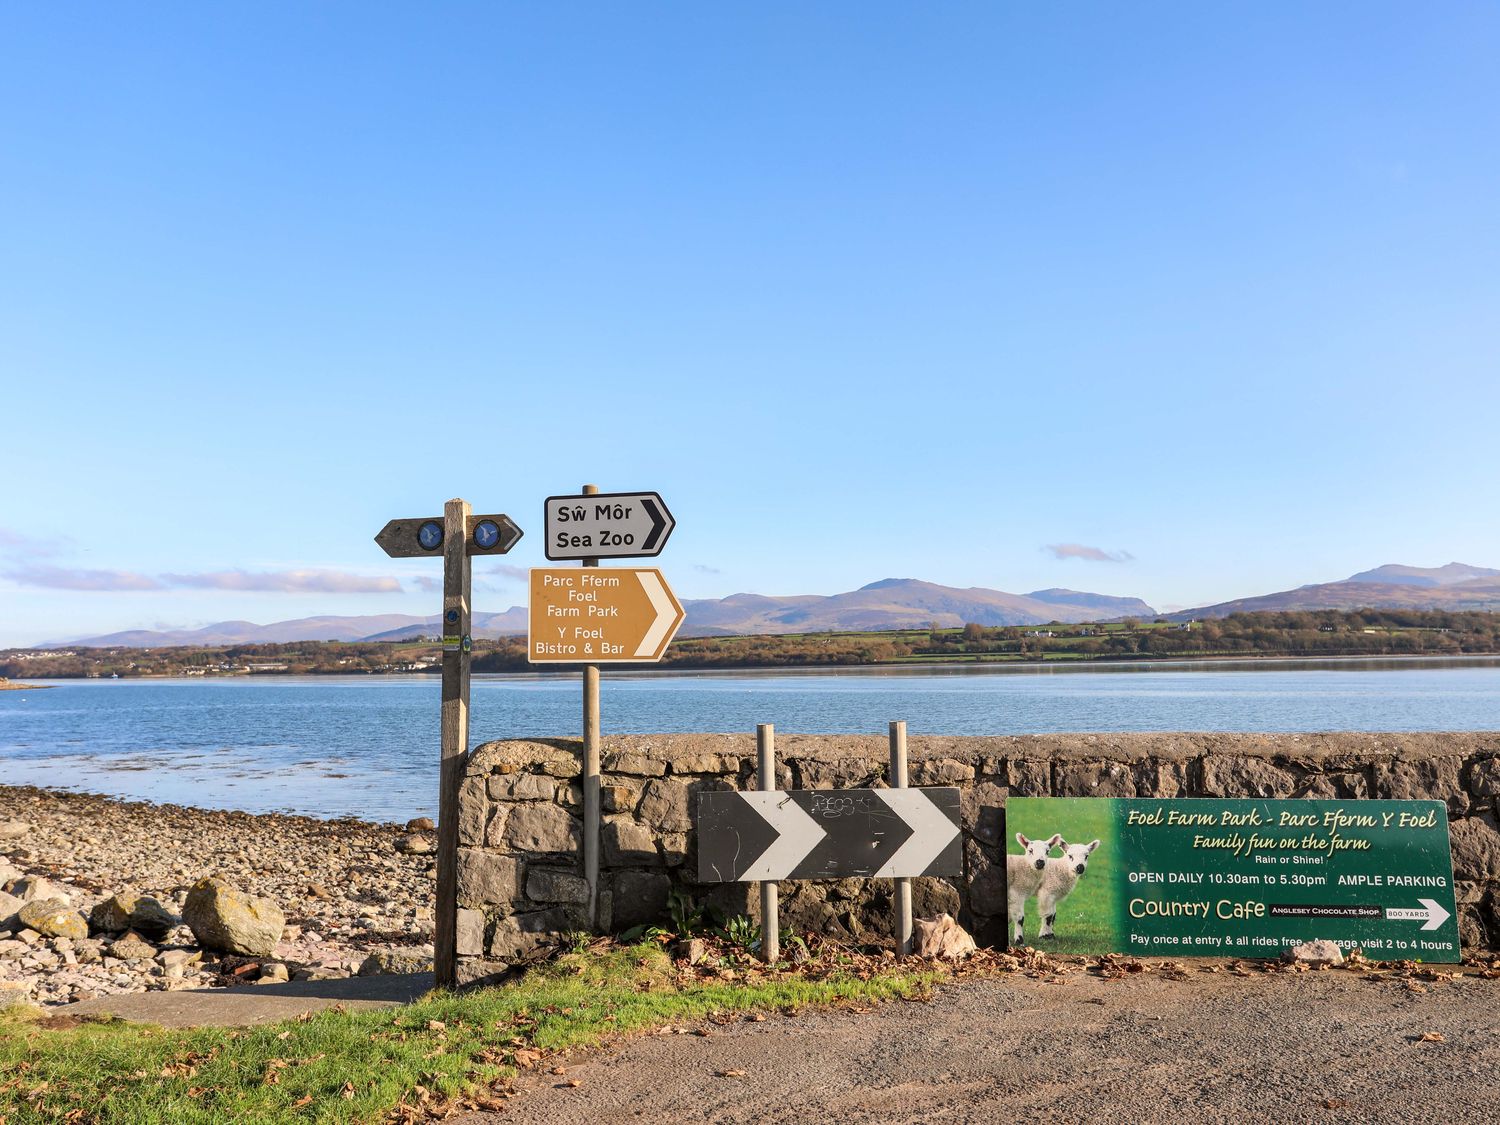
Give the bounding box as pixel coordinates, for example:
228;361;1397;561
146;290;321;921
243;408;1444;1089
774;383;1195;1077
696;788;963;882
528;567;686;663
375;514;523;558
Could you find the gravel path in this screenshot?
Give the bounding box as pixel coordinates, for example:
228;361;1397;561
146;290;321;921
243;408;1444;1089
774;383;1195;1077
466;968;1500;1124
1;785;435;1005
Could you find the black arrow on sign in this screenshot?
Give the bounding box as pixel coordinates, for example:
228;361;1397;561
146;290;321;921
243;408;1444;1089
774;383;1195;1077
696;788;962;882
640;494;673;552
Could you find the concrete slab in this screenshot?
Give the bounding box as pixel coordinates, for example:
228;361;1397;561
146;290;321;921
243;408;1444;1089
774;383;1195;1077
52;972;434;1028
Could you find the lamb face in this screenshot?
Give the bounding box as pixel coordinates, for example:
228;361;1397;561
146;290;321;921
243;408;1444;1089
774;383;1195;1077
1057;838;1098;878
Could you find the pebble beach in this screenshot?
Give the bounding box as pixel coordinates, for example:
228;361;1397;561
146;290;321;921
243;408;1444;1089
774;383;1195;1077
0;785;437;1007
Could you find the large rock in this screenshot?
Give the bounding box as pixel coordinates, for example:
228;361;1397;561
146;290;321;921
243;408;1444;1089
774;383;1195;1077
90;893;178;940
503;804;581;854
0;981;28;1009
1448;816;1500;883
0;819;26;840
457;851;521;906
456;908;486;957
358;946;434;976
17;899;89;940
182;877;285;956
9;875;75;905
106;935;158;962
1286;939;1343;965
914;913;977;959
637;780;693;833
610;871;671;930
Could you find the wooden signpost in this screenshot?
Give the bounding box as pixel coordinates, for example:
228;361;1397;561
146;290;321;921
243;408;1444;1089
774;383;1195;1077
376;499;523;989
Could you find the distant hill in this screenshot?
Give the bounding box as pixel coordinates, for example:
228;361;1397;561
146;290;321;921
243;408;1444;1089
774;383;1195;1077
44;578;1157;647
679;579;1156;635
1176;562;1500;619
1344;562;1500;588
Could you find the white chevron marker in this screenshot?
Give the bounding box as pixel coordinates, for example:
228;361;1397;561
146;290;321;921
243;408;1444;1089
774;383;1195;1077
738;792;826;879
1387;898;1452;932
634;570;679;657
870;789;960;877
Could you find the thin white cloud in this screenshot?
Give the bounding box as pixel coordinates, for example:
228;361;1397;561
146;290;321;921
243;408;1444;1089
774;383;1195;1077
0;528;71;557
1045;543;1135;563
160;569;403;593
2;565;164;591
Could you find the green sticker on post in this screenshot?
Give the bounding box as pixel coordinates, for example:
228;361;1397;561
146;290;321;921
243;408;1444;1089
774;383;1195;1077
1005;798;1460;962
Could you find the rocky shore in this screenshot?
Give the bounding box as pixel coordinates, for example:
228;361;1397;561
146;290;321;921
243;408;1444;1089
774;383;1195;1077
0;785;436;1007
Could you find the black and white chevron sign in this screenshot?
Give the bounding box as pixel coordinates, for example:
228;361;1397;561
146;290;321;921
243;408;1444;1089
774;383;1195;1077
696;788;963;882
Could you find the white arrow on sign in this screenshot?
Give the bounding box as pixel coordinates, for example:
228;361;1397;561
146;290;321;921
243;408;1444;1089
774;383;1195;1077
1386;898;1452;931
738;792;826;880
635;570;679;657
870;789;962;878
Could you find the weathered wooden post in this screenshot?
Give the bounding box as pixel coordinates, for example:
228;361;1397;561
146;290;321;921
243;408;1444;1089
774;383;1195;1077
891;719;912;957
759;722;779;964
375;500;523;990
436;498;471;988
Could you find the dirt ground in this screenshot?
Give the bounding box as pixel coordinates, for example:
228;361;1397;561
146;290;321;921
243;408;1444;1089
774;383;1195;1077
459;966;1500;1125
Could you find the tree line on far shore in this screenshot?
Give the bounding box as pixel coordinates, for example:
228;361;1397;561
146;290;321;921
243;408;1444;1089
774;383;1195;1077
4;609;1499;680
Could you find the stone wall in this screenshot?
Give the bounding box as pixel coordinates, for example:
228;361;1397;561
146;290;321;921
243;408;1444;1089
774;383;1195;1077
453;732;1500;983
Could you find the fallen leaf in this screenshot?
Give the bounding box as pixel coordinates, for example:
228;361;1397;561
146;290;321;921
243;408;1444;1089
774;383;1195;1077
291;1095;313;1108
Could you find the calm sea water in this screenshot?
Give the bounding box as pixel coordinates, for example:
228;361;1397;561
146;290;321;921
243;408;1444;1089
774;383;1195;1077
3;658;1499;822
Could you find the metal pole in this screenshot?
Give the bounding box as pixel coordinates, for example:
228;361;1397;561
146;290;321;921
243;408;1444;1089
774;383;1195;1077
436;497;472;989
582;484;602;930
890;720;912;957
758;723;779;964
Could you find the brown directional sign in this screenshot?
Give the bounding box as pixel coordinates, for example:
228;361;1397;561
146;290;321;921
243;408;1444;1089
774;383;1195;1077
375;514;522;558
528;567;685;662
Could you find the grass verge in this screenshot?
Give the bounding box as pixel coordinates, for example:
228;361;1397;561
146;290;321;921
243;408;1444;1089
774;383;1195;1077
0;939;936;1124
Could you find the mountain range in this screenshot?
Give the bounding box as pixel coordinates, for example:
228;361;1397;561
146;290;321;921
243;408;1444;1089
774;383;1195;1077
1165;562;1500;619
33;563;1500;648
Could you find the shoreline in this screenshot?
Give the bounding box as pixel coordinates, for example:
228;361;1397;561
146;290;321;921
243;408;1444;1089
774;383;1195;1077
1;784;436;1007
11;650;1500;685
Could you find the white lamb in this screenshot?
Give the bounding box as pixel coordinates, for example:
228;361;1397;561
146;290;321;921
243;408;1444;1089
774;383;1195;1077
1037;838;1100;939
1006;832;1061;945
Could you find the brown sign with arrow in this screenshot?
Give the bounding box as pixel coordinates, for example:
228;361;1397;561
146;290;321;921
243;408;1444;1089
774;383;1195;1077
528;567;685;663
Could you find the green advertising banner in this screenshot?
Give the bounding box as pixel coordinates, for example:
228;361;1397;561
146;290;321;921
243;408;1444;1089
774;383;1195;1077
1005;798;1460;962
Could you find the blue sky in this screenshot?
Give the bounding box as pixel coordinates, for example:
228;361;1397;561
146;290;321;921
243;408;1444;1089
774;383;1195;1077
3;3;1498;646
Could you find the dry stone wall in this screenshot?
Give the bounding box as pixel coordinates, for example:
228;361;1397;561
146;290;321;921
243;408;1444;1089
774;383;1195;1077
454;732;1500;984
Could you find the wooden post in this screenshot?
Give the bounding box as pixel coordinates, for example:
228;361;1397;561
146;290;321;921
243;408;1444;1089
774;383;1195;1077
890;719;912;957
581;484;602;930
758;722;779;964
436;497;472;989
